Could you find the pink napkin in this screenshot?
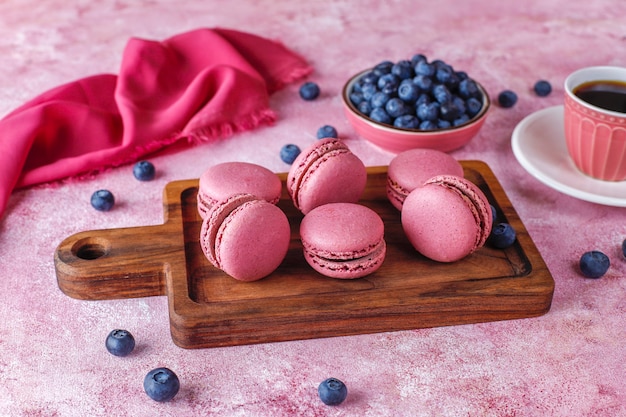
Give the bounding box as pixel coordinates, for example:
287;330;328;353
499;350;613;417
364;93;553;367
0;28;311;219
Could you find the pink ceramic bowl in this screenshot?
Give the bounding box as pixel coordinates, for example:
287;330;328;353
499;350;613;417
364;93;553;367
342;69;490;153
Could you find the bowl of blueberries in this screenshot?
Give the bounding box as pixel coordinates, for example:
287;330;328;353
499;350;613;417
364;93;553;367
342;54;490;153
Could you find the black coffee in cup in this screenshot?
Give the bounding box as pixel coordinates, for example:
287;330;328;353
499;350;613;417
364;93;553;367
573;80;626;113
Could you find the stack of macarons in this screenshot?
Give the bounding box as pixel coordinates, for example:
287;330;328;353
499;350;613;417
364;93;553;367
196;161;289;282
387;148;493;262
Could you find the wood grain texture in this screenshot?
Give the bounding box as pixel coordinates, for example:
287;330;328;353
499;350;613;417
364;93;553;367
54;162;555;349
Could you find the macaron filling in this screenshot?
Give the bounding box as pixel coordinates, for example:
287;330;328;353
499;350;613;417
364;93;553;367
303;239;386;277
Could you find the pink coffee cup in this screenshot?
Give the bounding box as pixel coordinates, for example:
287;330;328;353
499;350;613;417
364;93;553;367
564;66;626;181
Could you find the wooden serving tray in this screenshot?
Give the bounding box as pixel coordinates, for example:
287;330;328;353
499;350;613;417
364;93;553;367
54;162;554;349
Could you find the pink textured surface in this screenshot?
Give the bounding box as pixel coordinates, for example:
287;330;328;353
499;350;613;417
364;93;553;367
2;1;626;416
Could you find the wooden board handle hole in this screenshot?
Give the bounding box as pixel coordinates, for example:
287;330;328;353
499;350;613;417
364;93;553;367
71;237;111;260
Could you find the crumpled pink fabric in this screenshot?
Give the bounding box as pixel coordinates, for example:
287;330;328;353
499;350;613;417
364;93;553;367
0;28;311;219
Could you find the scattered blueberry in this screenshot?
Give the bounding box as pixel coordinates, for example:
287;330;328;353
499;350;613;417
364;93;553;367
144;367;180;402
318;377;348;406
533;80;552;97
299;82;320;100
489;223;517;249
622;239;626;258
105;329;135;357
579;251;610;278
280;144;301;164
498;90;518;108
490;204;497;222
133;160;156;181
91;189;115;212
316;125;338;139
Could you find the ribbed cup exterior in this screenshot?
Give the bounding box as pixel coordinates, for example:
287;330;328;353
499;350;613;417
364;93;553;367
564;80;626;181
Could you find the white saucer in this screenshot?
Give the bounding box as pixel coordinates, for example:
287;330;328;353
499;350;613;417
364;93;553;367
511;105;626;207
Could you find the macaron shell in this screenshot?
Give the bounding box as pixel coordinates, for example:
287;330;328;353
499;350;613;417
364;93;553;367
387;148;464;210
215;199;291;282
287;138;367;214
197;162;282;219
199;193;258;268
401;175;492;262
300;203;386;279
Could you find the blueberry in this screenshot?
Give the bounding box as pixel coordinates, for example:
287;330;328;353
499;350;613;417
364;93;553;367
369;107;392;125
398;82;420;102
414;60;435;77
452;96;466;115
360;83;377;100
458;78;480;99
280;144;301;164
105;329;135;357
579;251;610;278
370;91;391;108
133;160;156;181
433;84;452;104
498;90;518;108
358;100;373;115
435;66;454;85
466;97;483;117
91;189;115;212
391;60;414;80
439;102;461;121
417;102;440;122
534;80;552;97
453;114;470;126
316;125;338;139
318;377;348;406
144;367;180;402
412;75;433;92
410;54;427;66
373;60;394;76
490;204;498;222
359;71;379;85
437;119;452;129
489;223;517;249
349;91;364;106
414;93;431;107
393;114;420;129
419;120;438;130
385;98;410;118
299;82;320;100
622;239;626;258
377;73;400;94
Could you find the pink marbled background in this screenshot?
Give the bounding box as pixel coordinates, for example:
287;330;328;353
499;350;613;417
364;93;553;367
1;1;626;416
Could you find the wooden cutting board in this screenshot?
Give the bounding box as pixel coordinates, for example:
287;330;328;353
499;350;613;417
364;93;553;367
54;162;554;349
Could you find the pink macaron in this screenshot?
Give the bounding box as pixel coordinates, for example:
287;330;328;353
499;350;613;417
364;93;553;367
299;203;386;279
287;138;367;214
401;175;492;263
197;162;282;219
387;148;464;210
199;193;291;281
